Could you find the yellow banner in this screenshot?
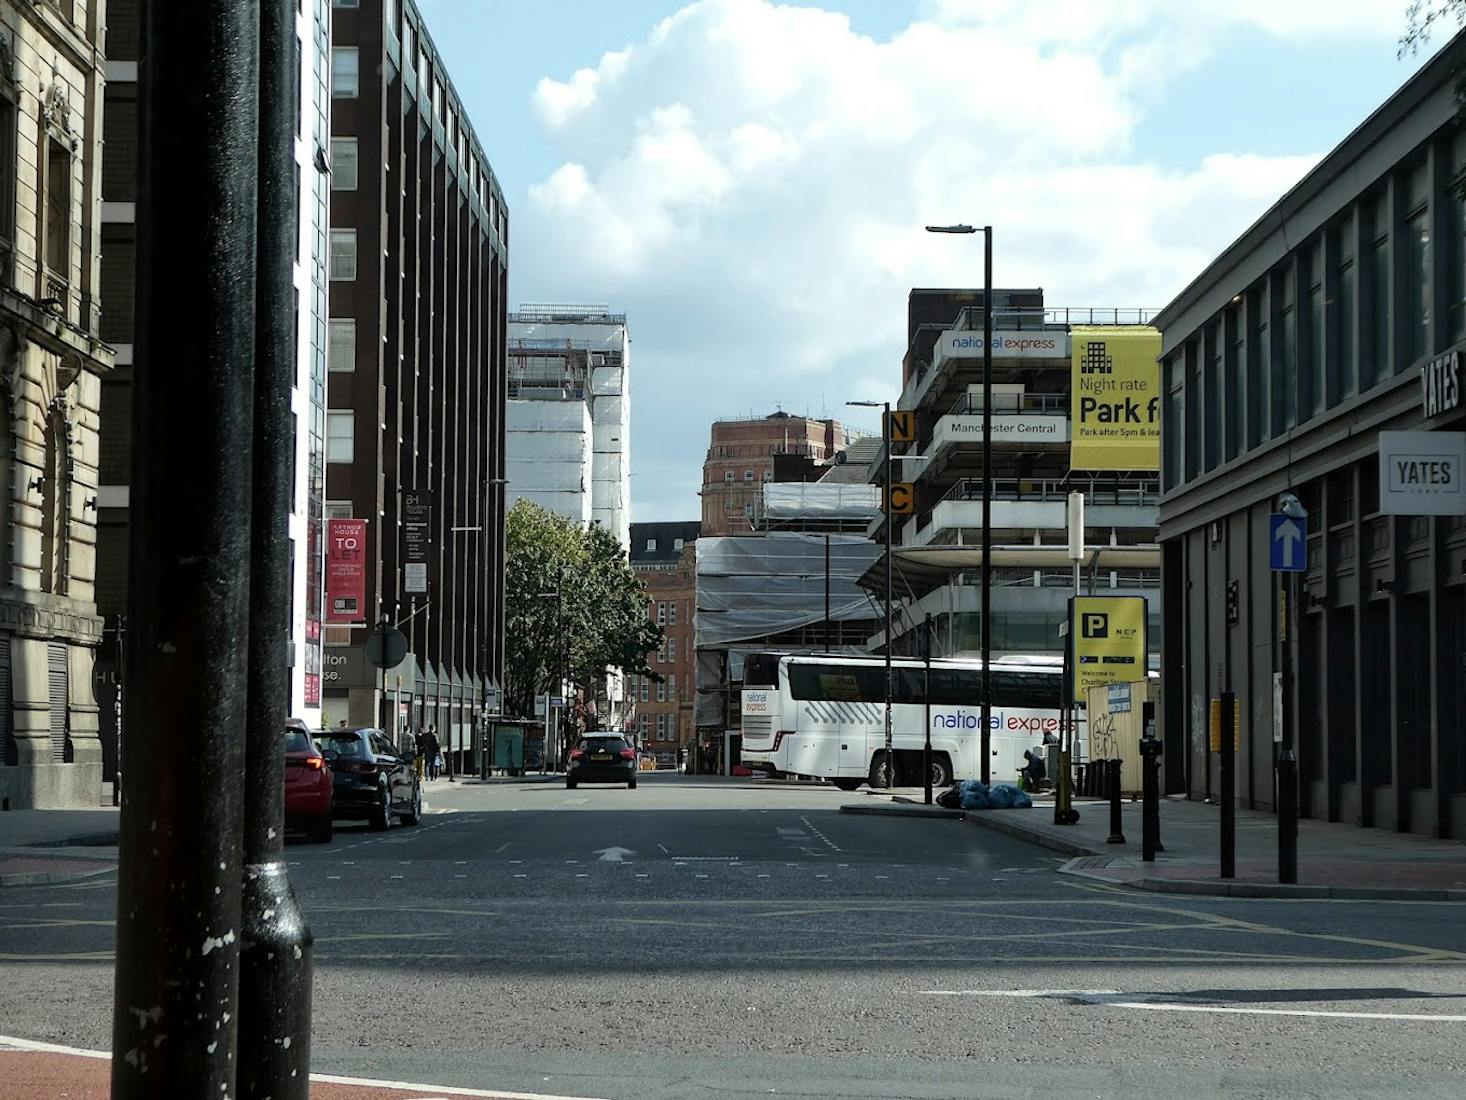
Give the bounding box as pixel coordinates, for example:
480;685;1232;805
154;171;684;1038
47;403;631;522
1072;596;1147;705
1071;325;1161;471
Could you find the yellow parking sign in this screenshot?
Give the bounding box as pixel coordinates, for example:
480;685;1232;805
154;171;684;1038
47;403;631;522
1071;595;1147;704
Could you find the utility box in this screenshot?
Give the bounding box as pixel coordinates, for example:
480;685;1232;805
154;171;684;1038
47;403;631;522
491;724;526;776
1083;679;1161;797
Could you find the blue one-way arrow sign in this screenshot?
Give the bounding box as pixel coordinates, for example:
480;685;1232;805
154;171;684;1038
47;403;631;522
1269;513;1307;572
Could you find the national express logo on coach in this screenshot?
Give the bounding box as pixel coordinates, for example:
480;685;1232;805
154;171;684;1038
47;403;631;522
932;710;1062;733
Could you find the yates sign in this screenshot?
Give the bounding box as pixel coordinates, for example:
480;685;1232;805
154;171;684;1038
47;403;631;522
1422;349;1463;419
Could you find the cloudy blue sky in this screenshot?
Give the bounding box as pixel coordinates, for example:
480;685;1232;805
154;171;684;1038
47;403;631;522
418;0;1438;522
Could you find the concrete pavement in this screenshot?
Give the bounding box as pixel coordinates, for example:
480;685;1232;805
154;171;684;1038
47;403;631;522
0;807;118;886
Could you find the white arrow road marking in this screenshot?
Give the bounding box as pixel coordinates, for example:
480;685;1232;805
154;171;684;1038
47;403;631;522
595;846;636;862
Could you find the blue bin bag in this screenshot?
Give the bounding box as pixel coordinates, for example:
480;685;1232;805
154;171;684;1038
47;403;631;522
985;783;1033;809
958;779;991;811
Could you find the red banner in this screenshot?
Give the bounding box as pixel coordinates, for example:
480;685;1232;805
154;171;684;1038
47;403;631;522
326;518;367;624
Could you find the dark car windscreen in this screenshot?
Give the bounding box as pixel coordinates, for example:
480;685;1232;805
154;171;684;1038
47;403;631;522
580;737;627;753
283;729;314;754
322;734;368;759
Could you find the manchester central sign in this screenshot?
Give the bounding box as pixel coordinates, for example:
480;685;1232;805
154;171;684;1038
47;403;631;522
933;413;1069;451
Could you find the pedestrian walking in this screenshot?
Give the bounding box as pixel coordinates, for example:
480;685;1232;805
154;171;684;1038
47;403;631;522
421;726;441;781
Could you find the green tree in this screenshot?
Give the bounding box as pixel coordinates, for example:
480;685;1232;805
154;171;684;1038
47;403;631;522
502;500;663;719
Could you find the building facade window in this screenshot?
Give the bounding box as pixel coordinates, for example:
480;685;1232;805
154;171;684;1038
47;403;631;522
1303;242;1325;420
667;673;675;701
331;47;359;97
329;228;357;280
1403;161;1431;370
0;93;15;269
330;137;358;191
1274;263;1297;434
1202;321;1220;472
656;679;666;703
1363;188;1390;389
1223;305;1241;463
1247;284;1269;449
657;601;666;625
1333;213;1358;402
44;139;71;280
668;637;676;663
328;318;355;372
326;411;354;463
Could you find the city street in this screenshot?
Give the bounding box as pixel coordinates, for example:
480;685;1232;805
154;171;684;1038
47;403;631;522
4;774;1466;1098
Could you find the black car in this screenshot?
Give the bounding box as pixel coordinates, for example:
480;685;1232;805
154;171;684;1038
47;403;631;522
567;733;638;789
318;727;422;830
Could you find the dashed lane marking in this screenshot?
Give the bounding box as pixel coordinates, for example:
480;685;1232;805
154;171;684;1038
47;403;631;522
800;816;841;852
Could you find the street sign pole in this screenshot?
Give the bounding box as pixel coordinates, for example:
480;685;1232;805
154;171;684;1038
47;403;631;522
113;4;260;1094
1270;498;1308;884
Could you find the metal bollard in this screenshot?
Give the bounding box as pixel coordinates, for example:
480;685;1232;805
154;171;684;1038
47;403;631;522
1278;748;1299;884
1140;736;1162;861
1106;758;1125;844
1219;693;1236;880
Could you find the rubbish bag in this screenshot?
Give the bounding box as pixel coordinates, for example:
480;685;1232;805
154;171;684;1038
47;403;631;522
988;782;1032;809
957;779;991;811
935;784;962;809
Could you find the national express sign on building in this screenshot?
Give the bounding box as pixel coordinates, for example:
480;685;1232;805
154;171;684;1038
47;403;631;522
1070;325;1162;471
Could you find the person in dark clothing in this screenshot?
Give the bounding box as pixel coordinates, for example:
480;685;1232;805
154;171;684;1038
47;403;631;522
1020;748;1047;791
420;727;441;781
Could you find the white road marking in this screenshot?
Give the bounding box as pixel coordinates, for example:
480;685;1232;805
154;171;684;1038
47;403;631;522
494;843;511;853
595;846;636;863
799;816;841;852
455;860;468;865
454;874;467;879
327;875;341;881
390;875;403;880
635;874;649;879
695;874;709;879
758;874;770;879
575;874;589;878
514;874;527;879
910;990;1466;1023
658;843;669;853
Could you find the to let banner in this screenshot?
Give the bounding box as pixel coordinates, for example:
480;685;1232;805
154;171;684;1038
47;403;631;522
1071;595;1148;705
1071;325;1162;471
326;518;368;624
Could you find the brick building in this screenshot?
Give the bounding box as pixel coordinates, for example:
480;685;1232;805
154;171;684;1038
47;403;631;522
628;521;698;764
700;413;851;536
324;0;509;767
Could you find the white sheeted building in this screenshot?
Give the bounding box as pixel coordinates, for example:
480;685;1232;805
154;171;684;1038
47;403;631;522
506;306;630;548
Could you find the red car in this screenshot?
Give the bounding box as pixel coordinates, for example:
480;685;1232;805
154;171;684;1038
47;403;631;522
284;721;333;843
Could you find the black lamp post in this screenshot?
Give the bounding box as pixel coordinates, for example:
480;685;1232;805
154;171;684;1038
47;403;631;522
926;223;993;783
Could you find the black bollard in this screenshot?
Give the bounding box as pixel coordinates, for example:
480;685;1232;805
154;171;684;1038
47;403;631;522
1106;758;1126;844
1140;735;1162;861
1219;693;1236;879
1278;748;1299;884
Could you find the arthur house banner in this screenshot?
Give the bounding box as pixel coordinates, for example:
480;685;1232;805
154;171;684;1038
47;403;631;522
1071;325;1162;471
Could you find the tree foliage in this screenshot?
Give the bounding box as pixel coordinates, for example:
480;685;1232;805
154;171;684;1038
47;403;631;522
502;500;663;718
1401;1;1466;57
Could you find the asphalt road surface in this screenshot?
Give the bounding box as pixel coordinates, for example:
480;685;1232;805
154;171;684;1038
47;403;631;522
4;773;1466;1098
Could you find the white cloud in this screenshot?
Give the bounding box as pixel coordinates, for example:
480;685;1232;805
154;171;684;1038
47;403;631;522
514;0;1398;521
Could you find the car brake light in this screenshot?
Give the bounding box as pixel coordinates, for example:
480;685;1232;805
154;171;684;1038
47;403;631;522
618;748;636;760
569;748;584;760
305;756;326;771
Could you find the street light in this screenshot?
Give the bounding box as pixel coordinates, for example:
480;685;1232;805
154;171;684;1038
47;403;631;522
848;398;899;789
925;222;994;783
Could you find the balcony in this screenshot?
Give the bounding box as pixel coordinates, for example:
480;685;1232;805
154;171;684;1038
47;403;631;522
901;476;1159;548
925;391;1069;470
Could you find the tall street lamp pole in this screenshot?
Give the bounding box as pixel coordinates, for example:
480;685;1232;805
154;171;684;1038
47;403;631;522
847;399;894;788
926;223;993;783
